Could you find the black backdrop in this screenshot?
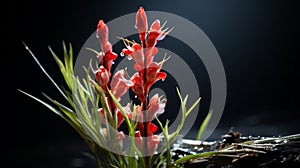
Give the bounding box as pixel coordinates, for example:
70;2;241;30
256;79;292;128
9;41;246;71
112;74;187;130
8;0;299;167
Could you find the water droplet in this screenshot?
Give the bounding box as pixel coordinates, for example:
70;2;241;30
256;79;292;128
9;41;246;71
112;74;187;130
99;52;104;56
25;46;29;50
127;56;132;60
134;95;137;98
112;61;115;64
120;52;124;57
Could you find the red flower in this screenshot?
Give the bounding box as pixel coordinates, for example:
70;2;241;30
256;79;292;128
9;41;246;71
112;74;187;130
95;66;109;91
97;20;118;75
127;94;166;122
111;69;134;101
134;130;160;155
135;7;148;44
144;62;167;96
98;108;125;128
147;94;166;121
122;42;144;71
131;73;146;103
146;20;163;48
144;20;170;68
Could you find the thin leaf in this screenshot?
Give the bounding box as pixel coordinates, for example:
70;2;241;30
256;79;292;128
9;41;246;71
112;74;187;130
18;89;62;116
186;97;201;116
22;42;67;100
196;110;212;140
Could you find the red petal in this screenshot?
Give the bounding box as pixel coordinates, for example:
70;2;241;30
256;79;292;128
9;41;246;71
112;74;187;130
147;122;158;135
117;111;124;127
122;48;132;55
155;72;167;82
150;19;161;31
105;50;118;60
97;20;105;29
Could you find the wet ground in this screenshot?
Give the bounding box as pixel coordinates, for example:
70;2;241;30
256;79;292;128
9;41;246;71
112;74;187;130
10;122;299;168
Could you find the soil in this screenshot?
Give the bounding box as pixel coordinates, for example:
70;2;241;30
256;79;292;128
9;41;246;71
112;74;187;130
171;131;300;168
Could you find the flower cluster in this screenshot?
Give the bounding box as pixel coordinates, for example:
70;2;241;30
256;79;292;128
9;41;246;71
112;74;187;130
94;7;171;155
20;6;204;168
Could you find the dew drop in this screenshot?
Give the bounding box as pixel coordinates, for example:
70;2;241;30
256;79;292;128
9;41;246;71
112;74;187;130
99;52;105;56
25;46;29;50
127;56;132;60
134;95;137;98
112;61;115;64
120;52;124;57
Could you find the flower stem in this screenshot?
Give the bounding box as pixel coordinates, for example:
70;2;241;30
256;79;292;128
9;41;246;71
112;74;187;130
142;39;152;168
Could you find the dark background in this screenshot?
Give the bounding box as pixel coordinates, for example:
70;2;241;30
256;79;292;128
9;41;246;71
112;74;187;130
8;0;298;167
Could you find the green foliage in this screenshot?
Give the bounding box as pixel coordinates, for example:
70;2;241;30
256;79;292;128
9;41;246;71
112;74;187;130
19;42;211;168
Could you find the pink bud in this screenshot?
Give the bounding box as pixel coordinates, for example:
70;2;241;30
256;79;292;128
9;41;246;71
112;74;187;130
95;66;109;90
97;20;111;53
135;7;148;43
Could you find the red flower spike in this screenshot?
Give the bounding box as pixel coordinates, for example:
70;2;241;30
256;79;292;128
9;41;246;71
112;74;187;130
135;7;148;44
95;66;109;91
93;8;172;155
